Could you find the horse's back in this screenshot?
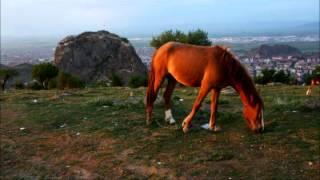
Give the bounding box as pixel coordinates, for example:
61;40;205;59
154;42;222;87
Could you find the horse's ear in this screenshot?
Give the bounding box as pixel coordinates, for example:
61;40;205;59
221;45;231;52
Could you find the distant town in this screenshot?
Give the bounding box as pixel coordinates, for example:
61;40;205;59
241;54;319;82
1;35;319;83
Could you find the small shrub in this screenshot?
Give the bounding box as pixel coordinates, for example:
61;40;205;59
121;37;129;43
219;99;230;105
26;81;42;90
111;73;123;87
68;76;84;89
15;80;24;89
48;78;57;89
57;71;84;89
93;80;111;87
87;97;114;107
129;75;147;88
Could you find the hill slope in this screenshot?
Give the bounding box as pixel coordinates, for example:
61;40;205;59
246;44;303;58
1;86;319;179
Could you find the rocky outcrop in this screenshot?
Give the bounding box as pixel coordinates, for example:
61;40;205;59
246;44;302;58
54;30;147;84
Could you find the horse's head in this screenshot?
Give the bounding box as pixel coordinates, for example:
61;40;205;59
243;101;264;133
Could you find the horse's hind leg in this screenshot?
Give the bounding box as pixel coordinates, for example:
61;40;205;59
182;84;211;133
163;76;177;124
146;69;167;125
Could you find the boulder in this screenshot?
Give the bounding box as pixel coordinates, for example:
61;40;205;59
54;30;147;84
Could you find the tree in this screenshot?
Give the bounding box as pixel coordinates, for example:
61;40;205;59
302;73;312;85
187;29;212;46
257;69;276;85
303;66;320;85
0;69;18;90
150;30;187;49
150;29;211;49
311;65;320;79
272;70;290;84
32;63;59;89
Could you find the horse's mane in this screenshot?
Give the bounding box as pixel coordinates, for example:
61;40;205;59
217;46;263;107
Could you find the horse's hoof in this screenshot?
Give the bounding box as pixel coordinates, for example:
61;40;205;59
182;126;189;133
166;118;176;125
146;119;152;126
201;123;221;132
182;121;190;133
211;125;221;132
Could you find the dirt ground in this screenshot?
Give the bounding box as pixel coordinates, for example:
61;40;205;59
1;86;319;179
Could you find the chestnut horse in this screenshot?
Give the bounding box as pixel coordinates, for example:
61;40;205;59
306;77;320;96
146;42;264;133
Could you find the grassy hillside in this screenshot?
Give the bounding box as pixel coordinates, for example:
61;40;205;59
1;86;319;179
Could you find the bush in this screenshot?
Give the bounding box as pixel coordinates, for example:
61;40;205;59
110;73;123;87
121;37;129;43
87;97;114;107
255;69;296;85
129;75;147;88
92;80;111;87
150;29;211;49
254;75;264;85
57;71;84;89
15;80;24;89
26;81;42;90
48;78;57;89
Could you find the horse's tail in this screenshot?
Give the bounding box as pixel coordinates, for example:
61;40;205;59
145;51;158;124
146;51;157;106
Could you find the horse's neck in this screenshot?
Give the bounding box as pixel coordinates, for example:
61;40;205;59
232;80;258;107
228;57;260;107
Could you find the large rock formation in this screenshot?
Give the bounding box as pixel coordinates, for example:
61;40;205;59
246;44;302;58
54;30;147;84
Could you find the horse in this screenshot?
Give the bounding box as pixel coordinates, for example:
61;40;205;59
146;42;264;133
306;77;320;96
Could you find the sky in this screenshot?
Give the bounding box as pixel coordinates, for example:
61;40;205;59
1;0;319;38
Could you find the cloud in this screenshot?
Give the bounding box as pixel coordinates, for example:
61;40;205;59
1;0;319;37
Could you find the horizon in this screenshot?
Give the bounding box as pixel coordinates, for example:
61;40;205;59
1;0;319;38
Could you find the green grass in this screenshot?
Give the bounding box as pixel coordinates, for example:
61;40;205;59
1;85;319;179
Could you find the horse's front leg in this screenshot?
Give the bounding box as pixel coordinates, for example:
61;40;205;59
209;88;221;132
182;85;210;133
